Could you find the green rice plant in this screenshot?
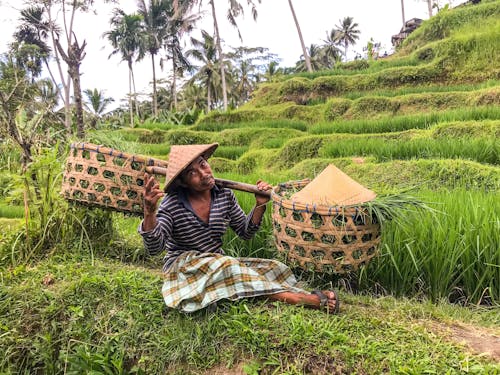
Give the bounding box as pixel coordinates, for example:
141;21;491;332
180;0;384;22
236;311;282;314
192;119;307;132
319;136;499;165
214;146;249;160
341;80;500;100
310;106;500;135
133;142;170;157
360;189;500;304
0;204;24;219
136;120;177;131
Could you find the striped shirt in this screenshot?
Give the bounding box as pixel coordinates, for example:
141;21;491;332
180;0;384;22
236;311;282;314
138;185;261;272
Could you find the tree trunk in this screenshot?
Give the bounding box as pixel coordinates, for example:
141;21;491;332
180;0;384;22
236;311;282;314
427;0;433;17
151;54;158;117
128;61;134;127
172;58;177;110
131;66;139;119
44;1;73;136
55;37;87;139
288;0;312;73
401;0;406;27
207;73;212;112
210;0;228;111
71;63;85;139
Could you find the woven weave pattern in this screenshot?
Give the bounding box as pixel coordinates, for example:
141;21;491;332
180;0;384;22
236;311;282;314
61;143;167;215
271;180;381;274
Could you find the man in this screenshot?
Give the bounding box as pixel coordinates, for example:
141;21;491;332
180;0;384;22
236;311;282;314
139;143;339;314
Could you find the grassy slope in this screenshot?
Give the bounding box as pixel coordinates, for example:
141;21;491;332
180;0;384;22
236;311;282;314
1;258;499;374
1;1;500;374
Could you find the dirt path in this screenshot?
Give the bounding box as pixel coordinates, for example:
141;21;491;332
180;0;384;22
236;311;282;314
429;321;500;362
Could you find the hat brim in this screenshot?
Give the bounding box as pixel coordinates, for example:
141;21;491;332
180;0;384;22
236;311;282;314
164;143;219;192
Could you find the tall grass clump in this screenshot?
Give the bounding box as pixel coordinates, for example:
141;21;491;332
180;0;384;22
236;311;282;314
360;189;500;305
0;147;115;266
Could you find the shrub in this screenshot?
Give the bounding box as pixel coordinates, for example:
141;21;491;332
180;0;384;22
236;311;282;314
137;129;166;144
165;130;212;145
209;157;236;173
274;136;324;169
339;59;370;71
348;96;399;117
323;98;352;121
310;76;348;96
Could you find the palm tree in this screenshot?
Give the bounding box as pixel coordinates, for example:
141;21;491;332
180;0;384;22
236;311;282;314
288;0;312;73
163;1;199;110
12;7;52;81
83;88;114;128
193;0;261;111
335;16;360;62
322;28;342;67
263;60;282;81
186;30;221;112
104;8;145;127
137;0;170;118
295;44;325;72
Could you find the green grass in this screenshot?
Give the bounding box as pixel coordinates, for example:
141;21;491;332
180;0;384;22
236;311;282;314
309;106;500;134
0;203;24;219
192;119;308;132
361;189;500;304
1;258;498;374
318;136;499;165
340;79;500;100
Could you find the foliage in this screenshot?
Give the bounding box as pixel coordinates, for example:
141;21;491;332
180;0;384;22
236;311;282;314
0;259;499;373
361;189;500;304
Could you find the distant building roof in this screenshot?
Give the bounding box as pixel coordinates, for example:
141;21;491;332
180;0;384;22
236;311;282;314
391;17;424;47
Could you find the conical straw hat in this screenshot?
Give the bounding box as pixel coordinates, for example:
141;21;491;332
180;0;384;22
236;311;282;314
164;143;219;192
290;164;376;206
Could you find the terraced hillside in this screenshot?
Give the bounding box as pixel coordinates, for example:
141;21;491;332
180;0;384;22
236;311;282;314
86;0;500;304
1;1;499;373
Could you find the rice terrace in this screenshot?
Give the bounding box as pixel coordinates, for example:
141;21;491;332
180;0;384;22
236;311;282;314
0;0;499;374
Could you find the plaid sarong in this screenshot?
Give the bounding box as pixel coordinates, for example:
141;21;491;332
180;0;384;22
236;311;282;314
162;251;306;312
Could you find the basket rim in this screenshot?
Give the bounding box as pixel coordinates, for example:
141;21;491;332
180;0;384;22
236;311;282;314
70;142;168;167
271;179;374;215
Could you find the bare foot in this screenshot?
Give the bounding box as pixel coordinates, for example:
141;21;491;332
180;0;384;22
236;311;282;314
268;290;340;314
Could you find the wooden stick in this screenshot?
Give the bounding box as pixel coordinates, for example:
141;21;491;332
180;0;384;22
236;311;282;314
145;166;271;197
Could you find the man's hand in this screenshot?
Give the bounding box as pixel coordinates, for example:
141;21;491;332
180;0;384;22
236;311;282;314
142;173;164;231
255;179;272;206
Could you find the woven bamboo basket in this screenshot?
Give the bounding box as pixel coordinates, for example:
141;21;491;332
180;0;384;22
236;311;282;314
61;142;168;215
271;180;381;274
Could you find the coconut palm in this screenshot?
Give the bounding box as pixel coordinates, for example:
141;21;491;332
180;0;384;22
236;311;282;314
104;8;145;126
162;1;200;110
12;7;52;80
322;28;342;67
288;0;312;73
191;0;261;111
295;44;325;72
186;30;222;112
83;88;114;128
137;0;170;118
335;16;360;62
263;60;283;81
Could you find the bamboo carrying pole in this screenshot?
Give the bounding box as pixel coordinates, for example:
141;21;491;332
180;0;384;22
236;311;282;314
145;166;271;198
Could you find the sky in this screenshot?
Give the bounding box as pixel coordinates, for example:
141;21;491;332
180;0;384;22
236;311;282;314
0;0;465;108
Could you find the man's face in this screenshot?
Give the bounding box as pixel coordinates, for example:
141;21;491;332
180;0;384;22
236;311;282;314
180;156;215;192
